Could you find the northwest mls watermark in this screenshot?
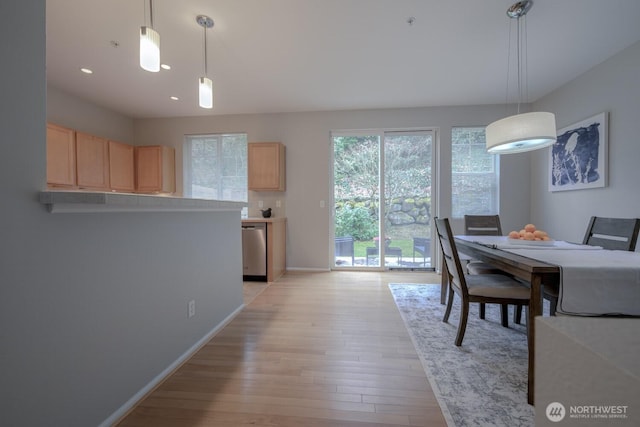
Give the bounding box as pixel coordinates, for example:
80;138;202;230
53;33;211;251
546;402;630;422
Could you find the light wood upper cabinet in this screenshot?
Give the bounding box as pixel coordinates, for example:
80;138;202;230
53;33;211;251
248;142;286;191
46;124;174;194
135;145;175;194
109;140;135;192
76;131;110;190
46;123;76;188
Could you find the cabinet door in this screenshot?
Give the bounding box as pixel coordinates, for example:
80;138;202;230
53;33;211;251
46;123;76;188
135;146;175;193
109;140;135;192
76;132;110;190
248;142;285;191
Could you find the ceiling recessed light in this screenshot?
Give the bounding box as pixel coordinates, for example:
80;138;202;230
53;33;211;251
170;96;179;100
161;64;171;70
80;68;93;74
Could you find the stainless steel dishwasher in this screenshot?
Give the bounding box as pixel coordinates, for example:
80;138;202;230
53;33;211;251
241;223;267;281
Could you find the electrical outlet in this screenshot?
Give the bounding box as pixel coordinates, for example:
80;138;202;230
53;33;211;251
258;200;264;208
188;300;195;318
320;200;325;208
275;200;281;208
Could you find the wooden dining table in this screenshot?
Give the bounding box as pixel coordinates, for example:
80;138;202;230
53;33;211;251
442;235;640;405
451;236;561;406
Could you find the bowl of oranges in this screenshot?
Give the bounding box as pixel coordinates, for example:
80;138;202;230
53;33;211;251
507;224;555;246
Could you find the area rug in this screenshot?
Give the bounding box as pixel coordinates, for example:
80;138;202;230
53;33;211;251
389;283;540;427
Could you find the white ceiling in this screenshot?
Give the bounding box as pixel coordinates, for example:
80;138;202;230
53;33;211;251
46;0;640;119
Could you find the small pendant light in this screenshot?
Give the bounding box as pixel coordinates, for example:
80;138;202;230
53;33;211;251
197;15;214;109
140;0;160;72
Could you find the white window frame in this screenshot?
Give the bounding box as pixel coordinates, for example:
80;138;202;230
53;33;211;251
183;133;248;201
451;127;499;218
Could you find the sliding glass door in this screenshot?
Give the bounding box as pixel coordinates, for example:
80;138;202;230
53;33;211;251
383;131;434;269
332;130;435;270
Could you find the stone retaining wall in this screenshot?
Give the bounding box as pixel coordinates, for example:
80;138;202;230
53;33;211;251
338;196;432;226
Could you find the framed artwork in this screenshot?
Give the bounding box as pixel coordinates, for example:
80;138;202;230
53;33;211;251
549;112;608;192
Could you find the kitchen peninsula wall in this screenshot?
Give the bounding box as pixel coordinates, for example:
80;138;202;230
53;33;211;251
37;86;243;426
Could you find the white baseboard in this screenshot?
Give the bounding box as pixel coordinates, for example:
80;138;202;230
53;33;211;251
98;304;245;427
286;267;331;272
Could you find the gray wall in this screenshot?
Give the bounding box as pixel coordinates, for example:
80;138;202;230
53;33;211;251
135;105;532;270
47;86;135;144
531;41;640;246
0;2;243;426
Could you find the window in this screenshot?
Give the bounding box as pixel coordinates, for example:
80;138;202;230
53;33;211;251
184;133;247;201
451;127;499;217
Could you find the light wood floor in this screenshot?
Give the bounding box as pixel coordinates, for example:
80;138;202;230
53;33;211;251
117;271;447;427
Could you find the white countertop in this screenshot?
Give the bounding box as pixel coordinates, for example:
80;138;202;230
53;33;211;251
39;191;248;213
242;217;286;223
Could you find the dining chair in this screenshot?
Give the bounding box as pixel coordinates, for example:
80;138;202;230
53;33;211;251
464;215;504;275
541;216;640;315
462;215;515;320
434;217;531;346
582;216;640;250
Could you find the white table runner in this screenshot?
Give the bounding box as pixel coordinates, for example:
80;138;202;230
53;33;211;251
457;235;640;316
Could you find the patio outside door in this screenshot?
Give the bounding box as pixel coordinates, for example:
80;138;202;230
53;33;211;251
332;130;435;270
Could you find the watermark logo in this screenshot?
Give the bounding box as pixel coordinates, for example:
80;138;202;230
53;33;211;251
546;402;566;422
569;405;628;420
545;401;630;422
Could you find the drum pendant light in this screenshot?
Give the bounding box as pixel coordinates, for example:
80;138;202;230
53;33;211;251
197;15;214;109
139;0;160;72
486;1;556;154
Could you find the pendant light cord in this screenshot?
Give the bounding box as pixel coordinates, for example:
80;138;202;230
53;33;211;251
516;14;521;114
143;0;154;28
203;26;208;76
149;0;154;28
196;15;214;78
504;2;531;117
516;14;529;115
504;20;513;115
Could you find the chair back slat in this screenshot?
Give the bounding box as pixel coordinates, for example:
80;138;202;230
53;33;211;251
582;216;640;251
435;217;468;295
464;215;502;236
